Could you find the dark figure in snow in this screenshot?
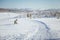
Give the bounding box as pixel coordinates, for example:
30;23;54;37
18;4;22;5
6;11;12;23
14;19;18;24
27;13;32;18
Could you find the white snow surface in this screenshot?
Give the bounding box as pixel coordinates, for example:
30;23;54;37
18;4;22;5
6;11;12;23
0;12;60;40
0;12;20;19
31;18;60;39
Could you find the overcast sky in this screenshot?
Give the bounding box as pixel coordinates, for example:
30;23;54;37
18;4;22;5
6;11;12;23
0;0;60;9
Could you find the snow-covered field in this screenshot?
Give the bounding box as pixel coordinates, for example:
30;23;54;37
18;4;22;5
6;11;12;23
32;18;60;39
0;12;60;40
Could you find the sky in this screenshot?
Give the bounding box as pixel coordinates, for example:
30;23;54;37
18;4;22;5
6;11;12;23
0;0;60;9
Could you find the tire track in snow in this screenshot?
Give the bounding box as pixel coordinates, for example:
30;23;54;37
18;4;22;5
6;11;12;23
31;20;52;40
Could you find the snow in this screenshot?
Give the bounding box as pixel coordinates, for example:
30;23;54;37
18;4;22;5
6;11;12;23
0;18;49;40
32;18;60;30
31;18;60;39
0;12;60;40
0;12;20;19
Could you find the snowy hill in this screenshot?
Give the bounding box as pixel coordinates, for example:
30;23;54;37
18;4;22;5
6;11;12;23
0;12;60;40
0;18;50;40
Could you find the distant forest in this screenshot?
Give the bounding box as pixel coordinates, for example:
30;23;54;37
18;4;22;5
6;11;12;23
0;8;60;18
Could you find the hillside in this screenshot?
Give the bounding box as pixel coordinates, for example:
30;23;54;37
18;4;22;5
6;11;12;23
0;12;60;40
